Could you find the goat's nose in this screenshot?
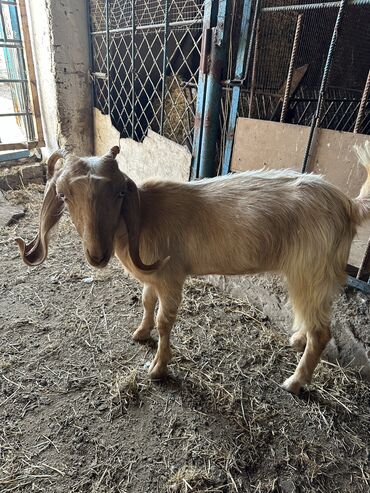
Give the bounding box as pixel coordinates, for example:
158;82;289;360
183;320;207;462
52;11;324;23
87;249;106;264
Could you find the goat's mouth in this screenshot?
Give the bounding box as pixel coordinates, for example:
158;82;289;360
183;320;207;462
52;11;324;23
86;250;111;269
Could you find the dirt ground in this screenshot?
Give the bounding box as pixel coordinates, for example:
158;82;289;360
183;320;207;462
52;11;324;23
1;185;369;493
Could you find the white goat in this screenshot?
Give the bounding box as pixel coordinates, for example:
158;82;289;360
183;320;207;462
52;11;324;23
16;143;370;394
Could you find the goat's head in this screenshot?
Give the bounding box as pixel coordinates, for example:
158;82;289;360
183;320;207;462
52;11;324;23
16;146;162;272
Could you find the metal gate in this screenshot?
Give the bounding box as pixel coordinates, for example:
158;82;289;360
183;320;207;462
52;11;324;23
0;0;44;152
89;0;204;150
221;0;370;175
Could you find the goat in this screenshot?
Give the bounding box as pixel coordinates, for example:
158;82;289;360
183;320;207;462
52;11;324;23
16;143;370;394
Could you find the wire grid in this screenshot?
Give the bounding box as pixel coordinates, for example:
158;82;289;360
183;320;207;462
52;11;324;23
162;26;202;147
90;0;106;32
323;4;370;132
89;0;203;145
91;34;109;114
168;0;204;23
134;28;165;139
110;32;134;135
236;2;370;134
110;0;133;30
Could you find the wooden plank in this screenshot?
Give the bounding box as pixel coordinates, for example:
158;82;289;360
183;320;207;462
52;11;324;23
231;118;368;196
230;118;370;268
17;0;45;147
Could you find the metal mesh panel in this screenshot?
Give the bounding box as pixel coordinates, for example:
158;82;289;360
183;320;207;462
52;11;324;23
90;0;106;32
89;0;203;146
91;34;109;114
234;0;370;134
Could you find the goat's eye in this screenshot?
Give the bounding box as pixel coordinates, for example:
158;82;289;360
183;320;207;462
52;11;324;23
118;191;126;199
58;192;65;200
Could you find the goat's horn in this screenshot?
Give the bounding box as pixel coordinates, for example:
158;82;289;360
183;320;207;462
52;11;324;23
47;149;69;179
106;146;120;158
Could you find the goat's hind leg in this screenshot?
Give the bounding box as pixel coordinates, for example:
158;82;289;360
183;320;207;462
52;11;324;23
133;283;157;341
148;282;183;380
289;311;307;353
283;279;334;394
283;324;331;394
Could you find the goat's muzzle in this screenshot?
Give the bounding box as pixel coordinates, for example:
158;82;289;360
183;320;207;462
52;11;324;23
86;249;110;268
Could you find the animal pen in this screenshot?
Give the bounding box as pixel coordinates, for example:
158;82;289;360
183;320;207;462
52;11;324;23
1;2;370;491
88;0;370;290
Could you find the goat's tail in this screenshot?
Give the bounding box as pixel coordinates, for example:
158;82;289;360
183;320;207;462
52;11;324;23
352;140;370;223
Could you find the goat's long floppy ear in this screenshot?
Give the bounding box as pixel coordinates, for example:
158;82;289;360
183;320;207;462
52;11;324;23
15;150;66;266
122;178;165;272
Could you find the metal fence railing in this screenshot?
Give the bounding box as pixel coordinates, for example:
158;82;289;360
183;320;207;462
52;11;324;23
89;0;203;149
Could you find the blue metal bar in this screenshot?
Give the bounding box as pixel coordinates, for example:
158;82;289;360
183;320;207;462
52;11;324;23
198;0;233;178
160;0;169;135
131;0;135;138
0;77;27;82
0;41;22;47
190;0;219;179
347;276;370;294
222;0;254;175
0;1;7;42
302;0;348;172
0;150;29;162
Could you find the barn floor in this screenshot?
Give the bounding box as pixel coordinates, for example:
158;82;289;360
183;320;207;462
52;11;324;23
1;185;369;493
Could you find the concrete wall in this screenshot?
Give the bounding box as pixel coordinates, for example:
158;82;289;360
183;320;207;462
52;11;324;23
27;0;93;157
94;109;191;183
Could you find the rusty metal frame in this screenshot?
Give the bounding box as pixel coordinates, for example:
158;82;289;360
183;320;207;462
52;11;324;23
280;14;303;123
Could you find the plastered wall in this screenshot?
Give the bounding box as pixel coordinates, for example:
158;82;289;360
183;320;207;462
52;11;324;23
94;109;191;183
27;0;93;157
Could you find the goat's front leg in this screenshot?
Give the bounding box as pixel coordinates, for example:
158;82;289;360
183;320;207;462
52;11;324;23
133;283;157;341
148;283;183;379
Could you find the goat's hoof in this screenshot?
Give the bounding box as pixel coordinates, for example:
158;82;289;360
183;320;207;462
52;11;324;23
132;326;151;341
289;331;307;352
148;362;168;380
281;376;303;395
